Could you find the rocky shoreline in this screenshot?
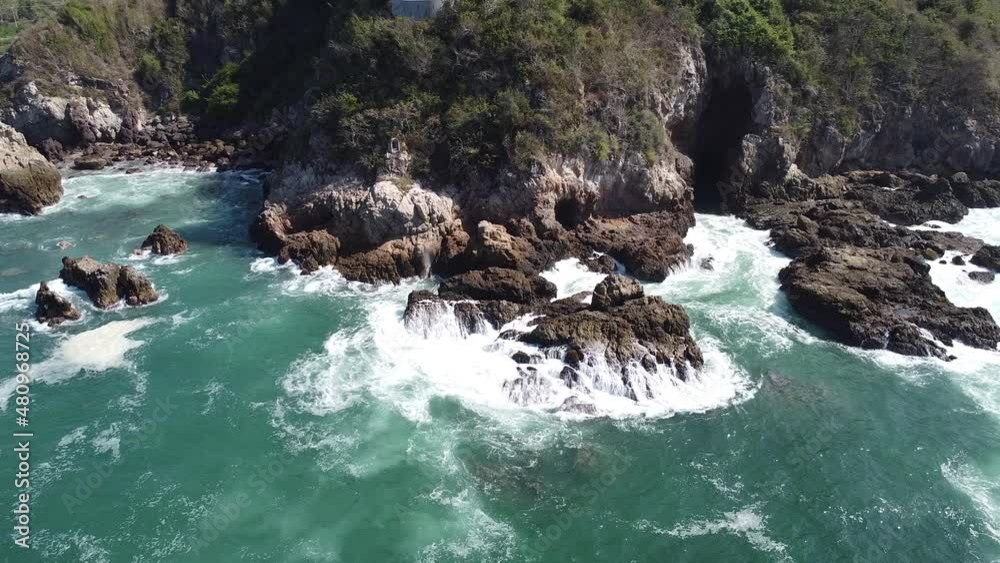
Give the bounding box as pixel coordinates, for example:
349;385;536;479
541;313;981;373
2;61;999;415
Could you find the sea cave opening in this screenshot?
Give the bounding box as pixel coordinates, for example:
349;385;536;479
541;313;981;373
692;78;755;212
555;197;588;230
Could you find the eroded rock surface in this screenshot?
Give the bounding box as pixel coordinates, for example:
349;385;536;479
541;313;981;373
141;225;188;255
403;271;703;404
0;122;62;214
60;256;159;308
34;282;80;326
779;246;999;358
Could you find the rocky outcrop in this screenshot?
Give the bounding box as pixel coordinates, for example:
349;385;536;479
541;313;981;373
949;174;1000;208
971;245;1000;272
969;271;995;284
59;256;159;308
842;172;967;226
404;290;528;335
34;282;80;326
740;165;1000;359
572;212;693;281
251;165;462;281
404;270;703;404
438;267;556;304
747;199;976;259
779;247;999;358
2;82;122;147
591;274;644;311
251;43;705;285
0;122;62;214
801;107;1000;178
141;225;188;255
522;294;703;384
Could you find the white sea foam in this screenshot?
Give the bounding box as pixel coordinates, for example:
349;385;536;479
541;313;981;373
929;251;1000;321
92;424;122;460
278;287;757;421
0;318;155;410
647;213;790;306
272;216;765;422
942;458;1000;543
638;504;789;556
541;257;610;298
58;426;88;448
911;208;1000;245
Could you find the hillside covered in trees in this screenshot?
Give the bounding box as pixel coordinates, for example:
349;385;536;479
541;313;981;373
1;0;999;182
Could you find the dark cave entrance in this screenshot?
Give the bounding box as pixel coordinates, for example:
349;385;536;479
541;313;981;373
692;79;755;212
555;197;588;230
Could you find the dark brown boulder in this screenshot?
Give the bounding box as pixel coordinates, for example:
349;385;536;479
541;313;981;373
591;274;644;311
438;267;556;304
34;282;80;326
403;290;525;334
969;271;995;284
971;245;1000;272
573;212;691;281
277;230;340;274
521;296;704;381
118;266;159;307
60;256;159;309
779;247;1000;358
39;138;65;162
72;157;108;171
141;225;188;255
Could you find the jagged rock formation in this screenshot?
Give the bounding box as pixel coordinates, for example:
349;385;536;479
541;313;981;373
779;247;999;358
404;270;703;403
141;225;188;255
591;274;644;311
1;82;124;148
743;171;1000;358
34;282;81;326
972;245;1000;272
0;122;62;214
59;256;159;308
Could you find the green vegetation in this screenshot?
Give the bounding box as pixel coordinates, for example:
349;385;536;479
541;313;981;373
202;62;241;118
59;0;114;54
308;0;693;178
135;19;189;110
1;0;999;181
681;0;1000;132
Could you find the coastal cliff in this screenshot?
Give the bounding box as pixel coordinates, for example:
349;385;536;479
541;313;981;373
3;0;1000;365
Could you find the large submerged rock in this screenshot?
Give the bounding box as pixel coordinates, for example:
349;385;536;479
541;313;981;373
59;256;159;308
0;122;62;214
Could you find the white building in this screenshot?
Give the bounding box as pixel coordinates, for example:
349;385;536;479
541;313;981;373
391;0;447;19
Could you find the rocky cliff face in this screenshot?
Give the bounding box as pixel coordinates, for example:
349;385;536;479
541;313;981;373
251;41;707;285
1;82;129;148
0;122;62;214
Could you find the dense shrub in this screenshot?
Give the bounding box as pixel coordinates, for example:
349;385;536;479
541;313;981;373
308;0;694;179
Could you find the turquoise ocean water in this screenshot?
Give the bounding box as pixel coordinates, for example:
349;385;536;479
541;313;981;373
1;170;999;562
